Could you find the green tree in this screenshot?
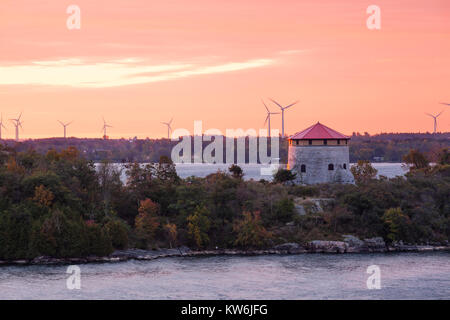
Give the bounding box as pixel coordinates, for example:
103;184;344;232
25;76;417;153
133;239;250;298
382;207;411;243
187;205;211;248
273;168;296;184
105;219;129;250
437;148;449;165
228;164;244;179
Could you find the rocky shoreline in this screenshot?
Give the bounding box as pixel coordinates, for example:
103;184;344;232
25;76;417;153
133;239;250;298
1;236;449;266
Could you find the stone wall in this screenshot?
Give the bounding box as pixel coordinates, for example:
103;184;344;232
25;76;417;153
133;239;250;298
288;145;354;184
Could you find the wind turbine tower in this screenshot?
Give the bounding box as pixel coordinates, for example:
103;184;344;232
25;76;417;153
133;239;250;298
262;100;279;137
58;120;73;138
101;117;112;139
426;110;444;134
269;98;299;138
161;118;173;139
10;113;23;141
0;114;6;140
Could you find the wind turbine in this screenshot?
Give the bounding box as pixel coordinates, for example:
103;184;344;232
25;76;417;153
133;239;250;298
426;110;444;134
101;117;112;139
161;117;173;139
9;112;23;141
262;100;279;137
0;113;6;140
269;98;299;138
58;120;73;138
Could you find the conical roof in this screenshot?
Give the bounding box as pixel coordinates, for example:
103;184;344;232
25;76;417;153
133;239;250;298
290;122;350;140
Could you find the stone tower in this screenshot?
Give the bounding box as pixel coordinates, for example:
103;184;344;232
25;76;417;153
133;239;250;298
288;122;354;185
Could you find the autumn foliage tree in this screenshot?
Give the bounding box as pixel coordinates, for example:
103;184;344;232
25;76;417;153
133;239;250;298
135;198;160;248
403;149;429;171
233;211;272;249
350;160;378;185
33;185;55;208
164;223;178;248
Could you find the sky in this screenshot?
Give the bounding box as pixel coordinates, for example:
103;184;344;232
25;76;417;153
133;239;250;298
0;0;449;139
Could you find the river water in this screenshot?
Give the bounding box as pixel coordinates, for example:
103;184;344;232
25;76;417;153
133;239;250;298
1;252;448;299
102;162;407;182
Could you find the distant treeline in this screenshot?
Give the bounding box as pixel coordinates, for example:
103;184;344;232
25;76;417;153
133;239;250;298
2;132;449;163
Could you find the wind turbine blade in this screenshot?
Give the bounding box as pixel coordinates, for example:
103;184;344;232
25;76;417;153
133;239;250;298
425;113;434;118
269;98;283;109
436;110;444;117
67;121;73;126
285;100;299;109
264;114;269;125
169;117;173;125
58;120;64;126
262;100;270;113
439;102;450;106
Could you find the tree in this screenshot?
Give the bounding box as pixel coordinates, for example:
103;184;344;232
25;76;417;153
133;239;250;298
437;148;449;165
382;207;411;243
135;199;160;248
403;149;429;171
32;184;55;208
187;205;211;248
273;168;296;184
164;223;177;248
350;160;378;185
233;211;272;249
228;164;244;179
105;219;129;250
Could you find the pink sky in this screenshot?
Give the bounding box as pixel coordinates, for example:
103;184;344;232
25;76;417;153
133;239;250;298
0;0;449;139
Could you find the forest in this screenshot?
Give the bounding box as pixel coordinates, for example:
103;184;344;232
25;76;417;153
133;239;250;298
0;142;449;260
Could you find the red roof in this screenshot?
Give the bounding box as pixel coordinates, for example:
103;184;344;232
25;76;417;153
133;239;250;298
289;122;350;140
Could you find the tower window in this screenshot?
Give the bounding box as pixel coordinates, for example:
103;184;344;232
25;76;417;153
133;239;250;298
296;140;299;145
301;164;306;173
308;140;312;145
328;164;334;171
343;163;347;169
324;139;327;145
337;139;341;145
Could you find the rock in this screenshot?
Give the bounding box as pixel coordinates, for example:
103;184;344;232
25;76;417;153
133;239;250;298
363;237;386;252
273;243;307;254
342;235;365;253
294;204;306;215
308;240;347;253
293;198;335;216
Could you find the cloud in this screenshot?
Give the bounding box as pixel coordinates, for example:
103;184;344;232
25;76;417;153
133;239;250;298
0;57;275;88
